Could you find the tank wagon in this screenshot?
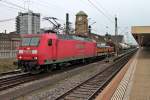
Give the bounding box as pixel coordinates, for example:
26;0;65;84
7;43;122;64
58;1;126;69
17;33;114;74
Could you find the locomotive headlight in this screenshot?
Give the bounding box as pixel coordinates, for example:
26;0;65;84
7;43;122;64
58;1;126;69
18;56;22;59
32;50;37;54
19;50;23;54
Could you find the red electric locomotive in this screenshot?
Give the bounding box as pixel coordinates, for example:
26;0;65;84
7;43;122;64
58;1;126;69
17;33;97;74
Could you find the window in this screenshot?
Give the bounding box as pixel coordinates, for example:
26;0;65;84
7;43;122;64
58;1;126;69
48;39;52;46
22;37;30;46
30;37;40;46
22;37;40;46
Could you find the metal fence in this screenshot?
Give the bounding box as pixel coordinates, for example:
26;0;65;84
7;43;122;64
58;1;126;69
0;50;18;58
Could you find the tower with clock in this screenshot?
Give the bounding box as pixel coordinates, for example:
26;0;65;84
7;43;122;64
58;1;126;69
75;11;88;36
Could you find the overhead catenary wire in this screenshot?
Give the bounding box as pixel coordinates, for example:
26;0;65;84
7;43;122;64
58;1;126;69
81;0;115;34
86;0;127;35
0;18;15;22
0;0;29;11
91;0;128;35
0;0;64;26
87;0;114;23
93;0;114;19
0;2;21;11
0;0;121;35
17;0;74;26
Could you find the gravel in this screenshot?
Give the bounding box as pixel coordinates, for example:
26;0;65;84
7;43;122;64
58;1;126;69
17;60;112;100
0;58;17;73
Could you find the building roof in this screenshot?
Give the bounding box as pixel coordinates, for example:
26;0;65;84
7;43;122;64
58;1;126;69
76;11;88;16
132;26;150;34
0;33;21;41
18;11;40;17
89;33;106;43
103;35;124;43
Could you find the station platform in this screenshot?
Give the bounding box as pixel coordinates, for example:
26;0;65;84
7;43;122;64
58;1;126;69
96;48;150;100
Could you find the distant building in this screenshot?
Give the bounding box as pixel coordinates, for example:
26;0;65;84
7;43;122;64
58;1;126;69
104;35;124;43
102;35;124;46
16;11;40;34
75;11;88;36
89;33;106;44
0;33;21;50
0;33;21;58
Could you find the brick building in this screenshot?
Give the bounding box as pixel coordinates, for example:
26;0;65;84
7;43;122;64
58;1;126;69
0;33;21;58
75;11;88;36
0;33;21;50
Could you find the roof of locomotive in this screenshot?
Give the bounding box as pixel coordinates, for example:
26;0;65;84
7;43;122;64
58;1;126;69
21;33;94;42
21;33;57;38
57;34;93;42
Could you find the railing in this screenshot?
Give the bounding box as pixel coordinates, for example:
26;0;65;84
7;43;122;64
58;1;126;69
0;50;18;58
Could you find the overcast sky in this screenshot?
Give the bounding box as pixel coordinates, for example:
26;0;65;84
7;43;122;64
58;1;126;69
0;0;149;44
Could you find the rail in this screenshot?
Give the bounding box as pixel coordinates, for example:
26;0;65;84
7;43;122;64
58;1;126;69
55;49;137;100
0;69;21;77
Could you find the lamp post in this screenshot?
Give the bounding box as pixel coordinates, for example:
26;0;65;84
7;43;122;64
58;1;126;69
115;16;118;56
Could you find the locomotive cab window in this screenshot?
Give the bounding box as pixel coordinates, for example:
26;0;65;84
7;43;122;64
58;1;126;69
48;39;52;46
22;37;40;46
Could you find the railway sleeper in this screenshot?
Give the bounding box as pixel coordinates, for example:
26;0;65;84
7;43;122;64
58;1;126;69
85;83;104;87
90;80;106;84
65;95;87;100
79;86;98;90
72;91;93;95
83;83;101;88
66;93;90;99
75;88;96;92
80;85;99;89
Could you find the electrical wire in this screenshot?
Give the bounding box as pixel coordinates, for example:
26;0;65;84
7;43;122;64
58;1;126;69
93;0;114;18
0;1;22;11
0;0;28;11
0;18;15;22
87;0;114;23
87;0;128;36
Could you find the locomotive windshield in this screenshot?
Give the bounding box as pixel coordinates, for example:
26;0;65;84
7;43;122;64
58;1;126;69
22;37;40;46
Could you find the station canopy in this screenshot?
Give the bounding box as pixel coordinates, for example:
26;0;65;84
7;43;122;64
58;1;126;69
132;26;150;46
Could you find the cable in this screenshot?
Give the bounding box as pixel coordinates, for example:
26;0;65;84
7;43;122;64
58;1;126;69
0;0;28;11
93;0;114;18
87;0;127;36
0;18;15;22
87;0;114;23
0;2;22;11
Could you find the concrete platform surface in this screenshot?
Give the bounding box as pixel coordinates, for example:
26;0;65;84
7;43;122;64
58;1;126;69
110;48;150;100
128;48;150;100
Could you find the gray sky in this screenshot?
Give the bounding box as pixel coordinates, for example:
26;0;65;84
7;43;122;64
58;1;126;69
0;0;149;44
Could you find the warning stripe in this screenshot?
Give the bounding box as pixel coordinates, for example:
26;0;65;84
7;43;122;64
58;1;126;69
111;51;139;100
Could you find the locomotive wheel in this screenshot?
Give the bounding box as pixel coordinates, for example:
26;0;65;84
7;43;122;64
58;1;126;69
20;66;27;72
44;66;52;72
30;65;42;74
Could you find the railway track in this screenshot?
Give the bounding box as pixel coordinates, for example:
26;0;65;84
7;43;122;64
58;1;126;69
0;71;56;91
0;56;106;92
0;72;31;91
0;60;104;91
55;50;136;100
0;69;21;77
0;49;136;93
